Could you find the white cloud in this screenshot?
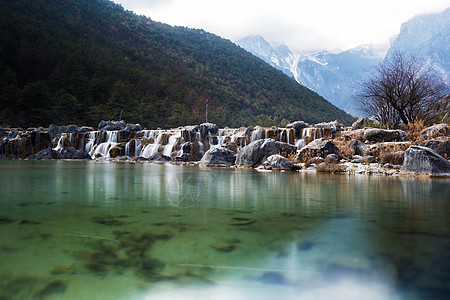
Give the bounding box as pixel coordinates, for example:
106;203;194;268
116;0;449;51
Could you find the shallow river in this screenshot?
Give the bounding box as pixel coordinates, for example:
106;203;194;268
0;161;449;300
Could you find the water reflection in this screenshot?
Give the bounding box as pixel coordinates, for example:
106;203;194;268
0;161;449;299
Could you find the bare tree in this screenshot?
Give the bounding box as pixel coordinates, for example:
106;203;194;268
357;51;446;128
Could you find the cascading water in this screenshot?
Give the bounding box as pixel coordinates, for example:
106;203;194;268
84;131;98;154
53;133;67;151
251;128;263;143
90;131;118;159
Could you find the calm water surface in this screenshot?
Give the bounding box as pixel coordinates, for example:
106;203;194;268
0;161;449;300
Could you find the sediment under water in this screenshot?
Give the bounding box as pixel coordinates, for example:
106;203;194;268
0;161;449;300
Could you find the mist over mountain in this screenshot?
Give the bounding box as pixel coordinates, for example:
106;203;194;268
388;7;450;83
237;7;449;117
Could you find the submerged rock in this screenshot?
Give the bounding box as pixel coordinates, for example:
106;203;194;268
235;139;297;167
200;147;235;166
261;154;294;170
402;146;450;175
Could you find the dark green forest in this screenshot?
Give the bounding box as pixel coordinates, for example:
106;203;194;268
0;0;353;128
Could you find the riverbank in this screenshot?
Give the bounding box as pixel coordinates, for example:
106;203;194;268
1;119;449;176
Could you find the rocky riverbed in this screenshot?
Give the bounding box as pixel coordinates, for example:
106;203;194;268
1;119;449;176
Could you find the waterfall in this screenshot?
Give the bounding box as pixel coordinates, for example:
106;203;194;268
84;131;98;154
135;140;141;157
53;133;67;151
251;128;263;142
125;141;130;157
280;130;284;143
90;131;118;159
163;132;180;157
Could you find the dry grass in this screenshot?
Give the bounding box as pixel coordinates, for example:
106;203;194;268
406;120;426;143
333;137;354;159
298;149;317;165
316;162;347;174
379;151;404;165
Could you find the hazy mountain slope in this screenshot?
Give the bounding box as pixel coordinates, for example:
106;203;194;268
237;36;385;116
237;8;449;117
388;7;450;83
0;0;353;128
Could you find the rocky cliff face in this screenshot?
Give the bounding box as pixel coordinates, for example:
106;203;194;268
387;7;450;84
237;8;450;117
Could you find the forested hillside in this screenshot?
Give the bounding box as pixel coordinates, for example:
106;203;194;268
0;0;353;128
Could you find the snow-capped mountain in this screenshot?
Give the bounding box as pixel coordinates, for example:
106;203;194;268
236;7;449;117
387;7;450;83
236;36;385;117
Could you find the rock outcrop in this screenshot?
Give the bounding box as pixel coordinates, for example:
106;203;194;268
261;154;294;170
348;139;368;156
199;123;219;139
401;146;450;175
296;138;339;161
344;128;405;143
235;139;296;167
200;147;236;166
419;137;450;158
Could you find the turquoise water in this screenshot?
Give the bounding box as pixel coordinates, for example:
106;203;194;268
0;161;449;300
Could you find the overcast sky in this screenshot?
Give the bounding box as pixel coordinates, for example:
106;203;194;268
115;0;448;51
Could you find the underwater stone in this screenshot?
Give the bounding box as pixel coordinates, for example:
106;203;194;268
38;280;66;296
0;216;15;224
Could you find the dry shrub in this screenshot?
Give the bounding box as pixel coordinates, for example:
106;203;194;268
379;151;404;165
406;120;426;143
298;148;316;164
333;138;354;158
316;162;347;174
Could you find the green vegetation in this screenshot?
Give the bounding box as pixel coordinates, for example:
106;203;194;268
0;0;353;128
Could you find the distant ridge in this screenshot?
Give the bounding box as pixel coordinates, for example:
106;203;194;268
0;0;353;128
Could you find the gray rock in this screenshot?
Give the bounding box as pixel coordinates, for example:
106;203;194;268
308;157;324;165
236;139;297;167
125;123;142;132
98;120;126;131
48;124;78;142
352;117;370;130
297;138;339;161
421;123;449;138
419;137;450;158
287;121;308;138
362;128;403;142
348;139;368;156
27;148;62;160
325;153;340;164
200;147;236;166
351;155;376;164
314;120;342;132
199;123;219;139
402;146;450;175
261;154;294;170
60;147;91;160
148;152;171;162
